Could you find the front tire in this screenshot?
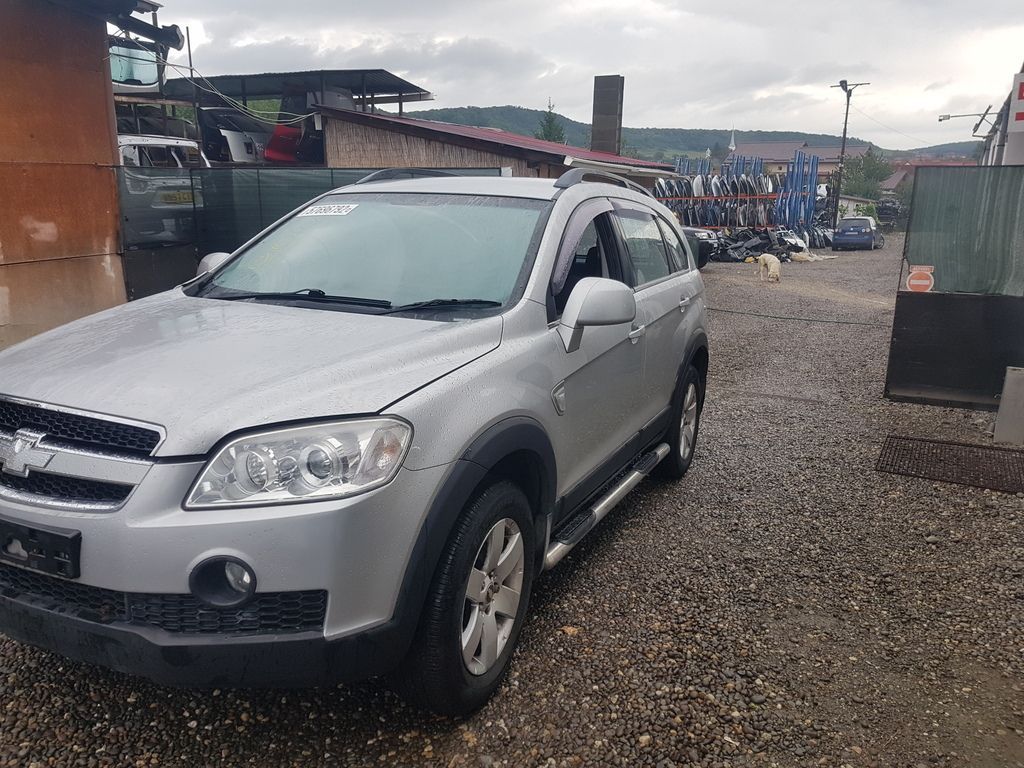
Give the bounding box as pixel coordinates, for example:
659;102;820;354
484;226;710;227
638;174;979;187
393;480;535;715
656;364;704;480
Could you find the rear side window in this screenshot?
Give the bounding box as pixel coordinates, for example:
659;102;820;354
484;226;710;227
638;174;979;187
657;219;690;272
616;211;672;286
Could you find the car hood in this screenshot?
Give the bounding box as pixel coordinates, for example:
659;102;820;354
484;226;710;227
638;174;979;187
0;291;503;456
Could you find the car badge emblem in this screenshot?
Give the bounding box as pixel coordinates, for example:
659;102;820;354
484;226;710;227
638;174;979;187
0;429;56;478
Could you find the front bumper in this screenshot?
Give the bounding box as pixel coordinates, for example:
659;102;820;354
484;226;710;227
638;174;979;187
0;461;454;686
833;235;873;249
0;592;402;687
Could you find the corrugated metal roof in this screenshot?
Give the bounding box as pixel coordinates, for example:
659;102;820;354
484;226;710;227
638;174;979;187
321;109;674;170
164;70;431;100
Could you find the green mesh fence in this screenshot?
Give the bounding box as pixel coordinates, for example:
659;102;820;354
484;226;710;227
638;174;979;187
118;167;196;249
903;165;1024;297
192;167;502;254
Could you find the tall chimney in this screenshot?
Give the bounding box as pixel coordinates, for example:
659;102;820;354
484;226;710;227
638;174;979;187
591;74;624;155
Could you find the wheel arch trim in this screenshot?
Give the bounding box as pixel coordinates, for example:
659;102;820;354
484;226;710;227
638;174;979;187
381;417;557;669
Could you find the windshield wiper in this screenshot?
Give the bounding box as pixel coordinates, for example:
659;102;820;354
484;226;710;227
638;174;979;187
382;298;503;315
208;288;392;309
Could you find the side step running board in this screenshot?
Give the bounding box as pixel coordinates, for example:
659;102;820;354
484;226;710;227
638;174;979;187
543;443;670;570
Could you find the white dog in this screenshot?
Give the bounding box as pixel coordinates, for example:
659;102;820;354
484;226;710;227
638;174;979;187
756;253;781;283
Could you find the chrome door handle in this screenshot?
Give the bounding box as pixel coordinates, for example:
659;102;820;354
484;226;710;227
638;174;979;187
628;324;646;343
678;296;692;312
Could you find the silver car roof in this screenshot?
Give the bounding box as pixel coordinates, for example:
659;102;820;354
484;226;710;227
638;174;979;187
327;176;564;201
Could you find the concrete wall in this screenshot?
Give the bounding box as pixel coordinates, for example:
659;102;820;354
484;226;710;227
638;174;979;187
0;0;125;349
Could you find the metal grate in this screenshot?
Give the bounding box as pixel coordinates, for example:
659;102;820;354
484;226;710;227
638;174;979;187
0;399;161;456
0;471;131;505
0;562;327;635
877;436;1024;494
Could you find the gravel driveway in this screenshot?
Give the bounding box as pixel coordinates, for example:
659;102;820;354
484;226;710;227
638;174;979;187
1;234;1021;767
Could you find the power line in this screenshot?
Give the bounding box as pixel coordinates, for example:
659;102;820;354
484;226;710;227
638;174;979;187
108;38;309;126
849;103;931;146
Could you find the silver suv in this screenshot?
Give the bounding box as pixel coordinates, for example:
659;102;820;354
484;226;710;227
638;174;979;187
0;170;708;714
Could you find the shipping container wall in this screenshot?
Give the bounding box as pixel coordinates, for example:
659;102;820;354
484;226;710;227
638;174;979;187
0;0;123;349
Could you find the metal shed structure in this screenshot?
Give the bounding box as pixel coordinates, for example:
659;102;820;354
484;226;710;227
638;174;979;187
318;109;674;188
164;69;433;114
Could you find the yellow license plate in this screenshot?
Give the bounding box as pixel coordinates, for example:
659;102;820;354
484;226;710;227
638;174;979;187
159;190;193;204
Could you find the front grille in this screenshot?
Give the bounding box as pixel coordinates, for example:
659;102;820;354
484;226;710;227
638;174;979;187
0;471;131;505
0;562;327;635
0;399;161;456
129;592;328;634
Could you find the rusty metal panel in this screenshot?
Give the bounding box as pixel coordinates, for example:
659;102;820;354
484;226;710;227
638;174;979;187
0;255;126;349
0;0;116;165
0;164;120;265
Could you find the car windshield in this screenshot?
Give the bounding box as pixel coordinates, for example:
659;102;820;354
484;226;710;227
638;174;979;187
197;193;550;310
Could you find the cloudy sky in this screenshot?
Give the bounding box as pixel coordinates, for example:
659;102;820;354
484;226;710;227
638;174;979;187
165;0;1024;150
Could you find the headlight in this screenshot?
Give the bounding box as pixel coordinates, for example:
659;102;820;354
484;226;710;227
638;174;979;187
185;418;412;509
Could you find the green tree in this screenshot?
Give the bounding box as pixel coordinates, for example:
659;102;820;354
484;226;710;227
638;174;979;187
841;146;892;199
619;134;642;159
535;99;566;143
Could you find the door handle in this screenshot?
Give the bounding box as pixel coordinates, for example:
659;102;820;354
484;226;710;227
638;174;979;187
628;324;646;343
678;296;692;311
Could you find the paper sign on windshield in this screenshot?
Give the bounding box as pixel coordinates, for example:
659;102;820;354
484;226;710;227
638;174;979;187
299;204;359;217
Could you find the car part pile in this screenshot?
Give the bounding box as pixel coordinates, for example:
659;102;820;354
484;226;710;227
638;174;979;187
658;150;837;258
702;227;829;263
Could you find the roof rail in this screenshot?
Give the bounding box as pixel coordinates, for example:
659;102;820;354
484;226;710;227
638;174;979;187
553;168;654;198
354;168;457;185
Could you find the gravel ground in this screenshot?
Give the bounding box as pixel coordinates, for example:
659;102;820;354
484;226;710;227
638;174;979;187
1;234;1022;767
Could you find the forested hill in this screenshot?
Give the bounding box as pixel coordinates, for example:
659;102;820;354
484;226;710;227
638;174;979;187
402;105;980;161
402;105;867;160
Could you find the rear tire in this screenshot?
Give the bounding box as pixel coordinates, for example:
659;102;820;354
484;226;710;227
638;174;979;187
392;480;535;715
656;364;704;480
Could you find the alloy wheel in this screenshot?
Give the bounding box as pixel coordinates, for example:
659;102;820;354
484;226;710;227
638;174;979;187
681;382;698;460
462;518;525;675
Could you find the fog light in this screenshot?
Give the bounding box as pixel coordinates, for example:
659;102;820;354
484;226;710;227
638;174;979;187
189;556;257;608
224;561;253;593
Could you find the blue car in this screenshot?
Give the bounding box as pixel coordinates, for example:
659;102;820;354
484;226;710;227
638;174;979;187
832;216;885;251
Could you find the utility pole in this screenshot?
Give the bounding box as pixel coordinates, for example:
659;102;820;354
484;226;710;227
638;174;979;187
830;79;869;226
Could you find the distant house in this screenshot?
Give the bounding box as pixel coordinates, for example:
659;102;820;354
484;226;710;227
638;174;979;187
839;193;877;216
880;167;910;196
318;109;675;189
728;140;871;175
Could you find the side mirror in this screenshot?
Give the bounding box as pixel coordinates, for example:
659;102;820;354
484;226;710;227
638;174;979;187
197;251;231;277
557;277;636;353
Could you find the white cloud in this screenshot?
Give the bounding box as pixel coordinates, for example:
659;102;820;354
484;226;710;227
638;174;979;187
163;0;1024;149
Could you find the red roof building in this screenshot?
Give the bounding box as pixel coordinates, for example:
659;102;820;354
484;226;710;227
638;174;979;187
728;140;871;174
319;108;674;188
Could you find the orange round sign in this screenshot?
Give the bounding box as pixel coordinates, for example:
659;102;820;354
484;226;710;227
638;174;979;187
906;270;934;292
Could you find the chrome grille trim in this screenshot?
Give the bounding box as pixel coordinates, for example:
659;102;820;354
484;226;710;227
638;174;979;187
24;435;152;486
0;483;131;512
